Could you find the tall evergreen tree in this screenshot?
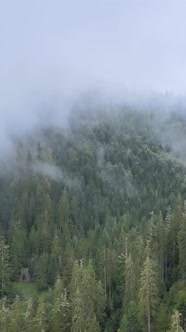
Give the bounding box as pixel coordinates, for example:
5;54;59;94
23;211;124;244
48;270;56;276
0;298;10;332
0;236;12;297
168;310;184;332
51;275;71;332
9;295;24;332
125;254;138;305
120;301;142;332
139;242;159;332
178;203;186;284
70;260;100;332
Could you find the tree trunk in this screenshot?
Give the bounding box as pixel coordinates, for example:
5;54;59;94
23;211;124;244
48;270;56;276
147;312;151;332
147;279;151;332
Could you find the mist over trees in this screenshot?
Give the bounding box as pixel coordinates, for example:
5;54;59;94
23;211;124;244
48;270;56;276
0;108;186;331
1;0;186;330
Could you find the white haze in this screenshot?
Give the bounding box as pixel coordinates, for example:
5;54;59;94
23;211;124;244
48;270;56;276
33;162;64;182
32;161;80;188
1;0;186;156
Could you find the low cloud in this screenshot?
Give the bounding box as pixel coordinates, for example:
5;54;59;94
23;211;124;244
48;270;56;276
1;0;186;158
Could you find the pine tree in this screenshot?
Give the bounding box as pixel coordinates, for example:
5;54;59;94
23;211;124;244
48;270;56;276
58;190;70;232
51;275;71;332
139;243;159;332
167;196;182;284
125;254;138;305
156;212;166;281
70;260;100;332
168;310;184;332
154;303;170;332
62;243;75;286
0;297;10;332
9;295;25;332
34;254;50;290
175;288;186;332
120;301;142;332
0;236;12;297
178;202;186;284
9;222;28;277
24;297;38;332
51;230;63;275
96;280;106;327
35;300;48;332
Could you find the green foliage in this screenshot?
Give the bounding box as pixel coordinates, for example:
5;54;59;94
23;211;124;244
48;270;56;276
120;301;142;332
0;109;186;330
139;243;159;331
8;295;25;331
154;303;170;332
178;207;186;284
12;282;37;300
0;298;10;332
50;275;71;331
70;260;100;331
168;310;184;332
0;236;12;297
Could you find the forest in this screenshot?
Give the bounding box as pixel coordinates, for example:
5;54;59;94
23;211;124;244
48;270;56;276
0;107;186;331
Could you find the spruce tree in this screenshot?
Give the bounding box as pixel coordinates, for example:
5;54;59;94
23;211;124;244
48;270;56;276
70;260;100;332
178;203;186;284
168;310;184;332
0;236;12;297
139;242;159;332
51;275;71;331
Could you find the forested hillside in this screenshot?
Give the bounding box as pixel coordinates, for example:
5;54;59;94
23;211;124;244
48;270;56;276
0;108;186;331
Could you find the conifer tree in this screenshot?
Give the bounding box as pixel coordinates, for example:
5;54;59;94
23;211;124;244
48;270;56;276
0;236;12;297
0;297;10;332
154;303;170;332
167;196;182;283
35;300;48;332
168;310;184;332
51;275;71;331
96;280;106;327
156;212;166;281
139;242;159;332
24;297;38;332
120;301;142;332
51;230;63;275
9;221;28;277
70;260;100;332
9;295;25;332
178;202;186;284
125;254;138;305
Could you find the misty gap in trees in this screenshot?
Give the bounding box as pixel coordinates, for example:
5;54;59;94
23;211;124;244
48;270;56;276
1;108;186;331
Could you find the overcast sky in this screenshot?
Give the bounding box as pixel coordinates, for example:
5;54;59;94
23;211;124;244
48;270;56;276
1;0;186;150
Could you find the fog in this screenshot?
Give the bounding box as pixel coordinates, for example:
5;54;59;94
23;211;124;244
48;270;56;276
1;0;186;155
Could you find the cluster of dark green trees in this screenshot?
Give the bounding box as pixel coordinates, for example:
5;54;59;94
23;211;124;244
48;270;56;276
0;108;186;331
